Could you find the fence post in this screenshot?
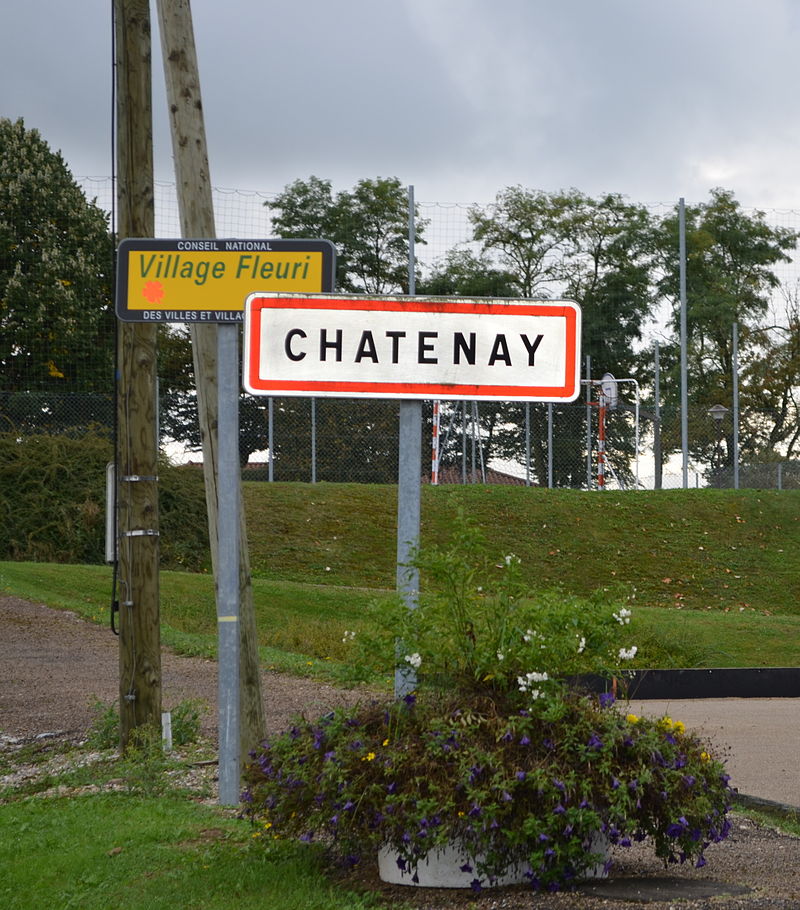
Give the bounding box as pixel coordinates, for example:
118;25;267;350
268;398;274;482
654;341;662;490
732;323;740;490
524;402;531;486
585;356;592;490
679;197;689;489
311;397;317;484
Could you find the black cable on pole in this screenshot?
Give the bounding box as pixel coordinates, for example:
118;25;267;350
110;0;119;635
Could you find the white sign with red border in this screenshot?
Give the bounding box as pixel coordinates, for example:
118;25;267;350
243;293;581;402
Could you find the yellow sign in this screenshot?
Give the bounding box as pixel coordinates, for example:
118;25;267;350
116;238;336;322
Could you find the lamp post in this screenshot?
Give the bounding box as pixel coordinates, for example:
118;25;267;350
708;404;729;488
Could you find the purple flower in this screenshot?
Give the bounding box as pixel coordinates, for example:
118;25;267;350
470;879;482;893
611;777;621;790
587;733;603;750
459;862;473;873
299;832;313;843
520;735;531;746
516;771;527;781
468;803;482;818
395;856;406;871
502;790;513;802
599;691;616;708
552;803;566;815
696;855;707;868
552;778;566;792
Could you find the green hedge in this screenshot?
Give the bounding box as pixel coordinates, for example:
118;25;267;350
0;433;209;570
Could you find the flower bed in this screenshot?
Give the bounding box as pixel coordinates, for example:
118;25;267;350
242;511;733;892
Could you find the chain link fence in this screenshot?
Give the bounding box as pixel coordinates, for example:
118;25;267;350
3;178;798;491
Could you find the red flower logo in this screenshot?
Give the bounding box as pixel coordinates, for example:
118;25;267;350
142;280;164;304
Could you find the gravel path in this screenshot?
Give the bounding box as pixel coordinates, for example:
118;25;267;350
2;594;800;909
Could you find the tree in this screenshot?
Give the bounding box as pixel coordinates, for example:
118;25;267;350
0;119;114;413
739;290;800;461
464;188;656;486
417;248;518;298
266;175;424;293
654;188;798;468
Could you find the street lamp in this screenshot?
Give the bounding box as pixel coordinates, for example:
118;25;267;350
707;404;729;487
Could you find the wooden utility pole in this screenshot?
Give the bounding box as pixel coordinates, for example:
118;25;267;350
114;0;161;748
156;0;266;762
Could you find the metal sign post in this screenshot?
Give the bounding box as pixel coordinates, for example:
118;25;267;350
216;324;240;804
115;235;336;805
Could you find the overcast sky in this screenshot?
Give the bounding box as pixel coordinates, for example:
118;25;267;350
5;1;800;209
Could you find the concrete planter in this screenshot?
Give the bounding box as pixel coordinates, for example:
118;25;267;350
378;834;609;889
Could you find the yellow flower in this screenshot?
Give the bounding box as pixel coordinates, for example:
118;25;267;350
657;716;674;731
382;739;390;747
673;721;686;735
700;751;711;763
626;713;639;724
362;751;376;762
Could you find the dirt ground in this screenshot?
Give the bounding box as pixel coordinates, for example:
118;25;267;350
0;594;362;741
3;594;800;910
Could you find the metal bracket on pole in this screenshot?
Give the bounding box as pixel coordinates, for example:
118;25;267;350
120;474;159;483
120;529;160;538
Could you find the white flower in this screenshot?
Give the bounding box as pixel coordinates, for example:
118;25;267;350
503;553;520;566
577;636;586;654
404;652;422;669
613;608;632;625
496;651;505;661
618;646;638;661
518;670;549;691
342;630;356;643
523;629;544;644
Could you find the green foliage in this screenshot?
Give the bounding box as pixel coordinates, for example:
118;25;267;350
0;432;209;569
0;432;113;563
244;518;733;889
417;248;519;298
653;189;799;466
0;792;382;910
266;175;425;293
0;118;114;412
85;698;204;754
86;698;121;750
347;512;643;692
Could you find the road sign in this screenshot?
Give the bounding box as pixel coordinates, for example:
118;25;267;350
244;293;581;401
115;238;336;322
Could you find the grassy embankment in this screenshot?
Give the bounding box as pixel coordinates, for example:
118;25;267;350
2;484;799;673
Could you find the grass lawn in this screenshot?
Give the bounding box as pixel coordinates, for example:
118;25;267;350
0;790;380;910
